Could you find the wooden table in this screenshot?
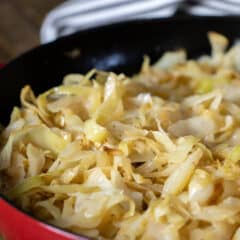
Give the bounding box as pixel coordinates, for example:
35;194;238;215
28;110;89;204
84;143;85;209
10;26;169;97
0;0;64;63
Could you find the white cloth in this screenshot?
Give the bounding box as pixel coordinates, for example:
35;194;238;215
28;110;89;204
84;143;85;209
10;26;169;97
41;0;240;43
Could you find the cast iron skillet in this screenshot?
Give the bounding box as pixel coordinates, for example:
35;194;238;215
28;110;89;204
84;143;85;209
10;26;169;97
0;17;240;240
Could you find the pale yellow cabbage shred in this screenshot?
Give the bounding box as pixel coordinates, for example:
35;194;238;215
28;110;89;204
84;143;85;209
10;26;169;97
2;32;240;239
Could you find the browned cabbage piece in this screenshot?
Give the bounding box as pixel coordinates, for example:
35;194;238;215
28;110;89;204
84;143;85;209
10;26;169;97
1;32;240;239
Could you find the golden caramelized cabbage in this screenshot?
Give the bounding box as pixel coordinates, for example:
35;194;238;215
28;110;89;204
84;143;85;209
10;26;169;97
2;32;240;239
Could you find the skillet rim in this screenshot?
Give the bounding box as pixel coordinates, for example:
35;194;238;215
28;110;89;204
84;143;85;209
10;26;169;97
2;15;240;71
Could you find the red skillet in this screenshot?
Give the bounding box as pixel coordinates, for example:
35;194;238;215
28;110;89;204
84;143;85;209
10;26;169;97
0;17;240;239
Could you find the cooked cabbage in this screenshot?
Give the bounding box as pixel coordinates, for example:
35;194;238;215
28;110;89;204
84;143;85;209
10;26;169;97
1;32;240;239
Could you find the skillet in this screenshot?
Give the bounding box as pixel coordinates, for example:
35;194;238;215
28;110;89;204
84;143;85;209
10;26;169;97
0;16;240;240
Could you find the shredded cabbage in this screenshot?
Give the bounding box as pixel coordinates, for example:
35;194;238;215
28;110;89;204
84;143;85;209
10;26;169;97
1;32;240;239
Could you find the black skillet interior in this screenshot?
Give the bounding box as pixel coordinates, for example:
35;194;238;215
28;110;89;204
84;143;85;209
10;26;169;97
0;17;240;125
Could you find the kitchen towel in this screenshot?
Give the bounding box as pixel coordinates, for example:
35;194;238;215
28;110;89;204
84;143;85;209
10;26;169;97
41;0;240;43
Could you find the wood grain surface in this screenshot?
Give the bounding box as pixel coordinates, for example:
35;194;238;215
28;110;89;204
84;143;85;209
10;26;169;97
0;0;64;62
